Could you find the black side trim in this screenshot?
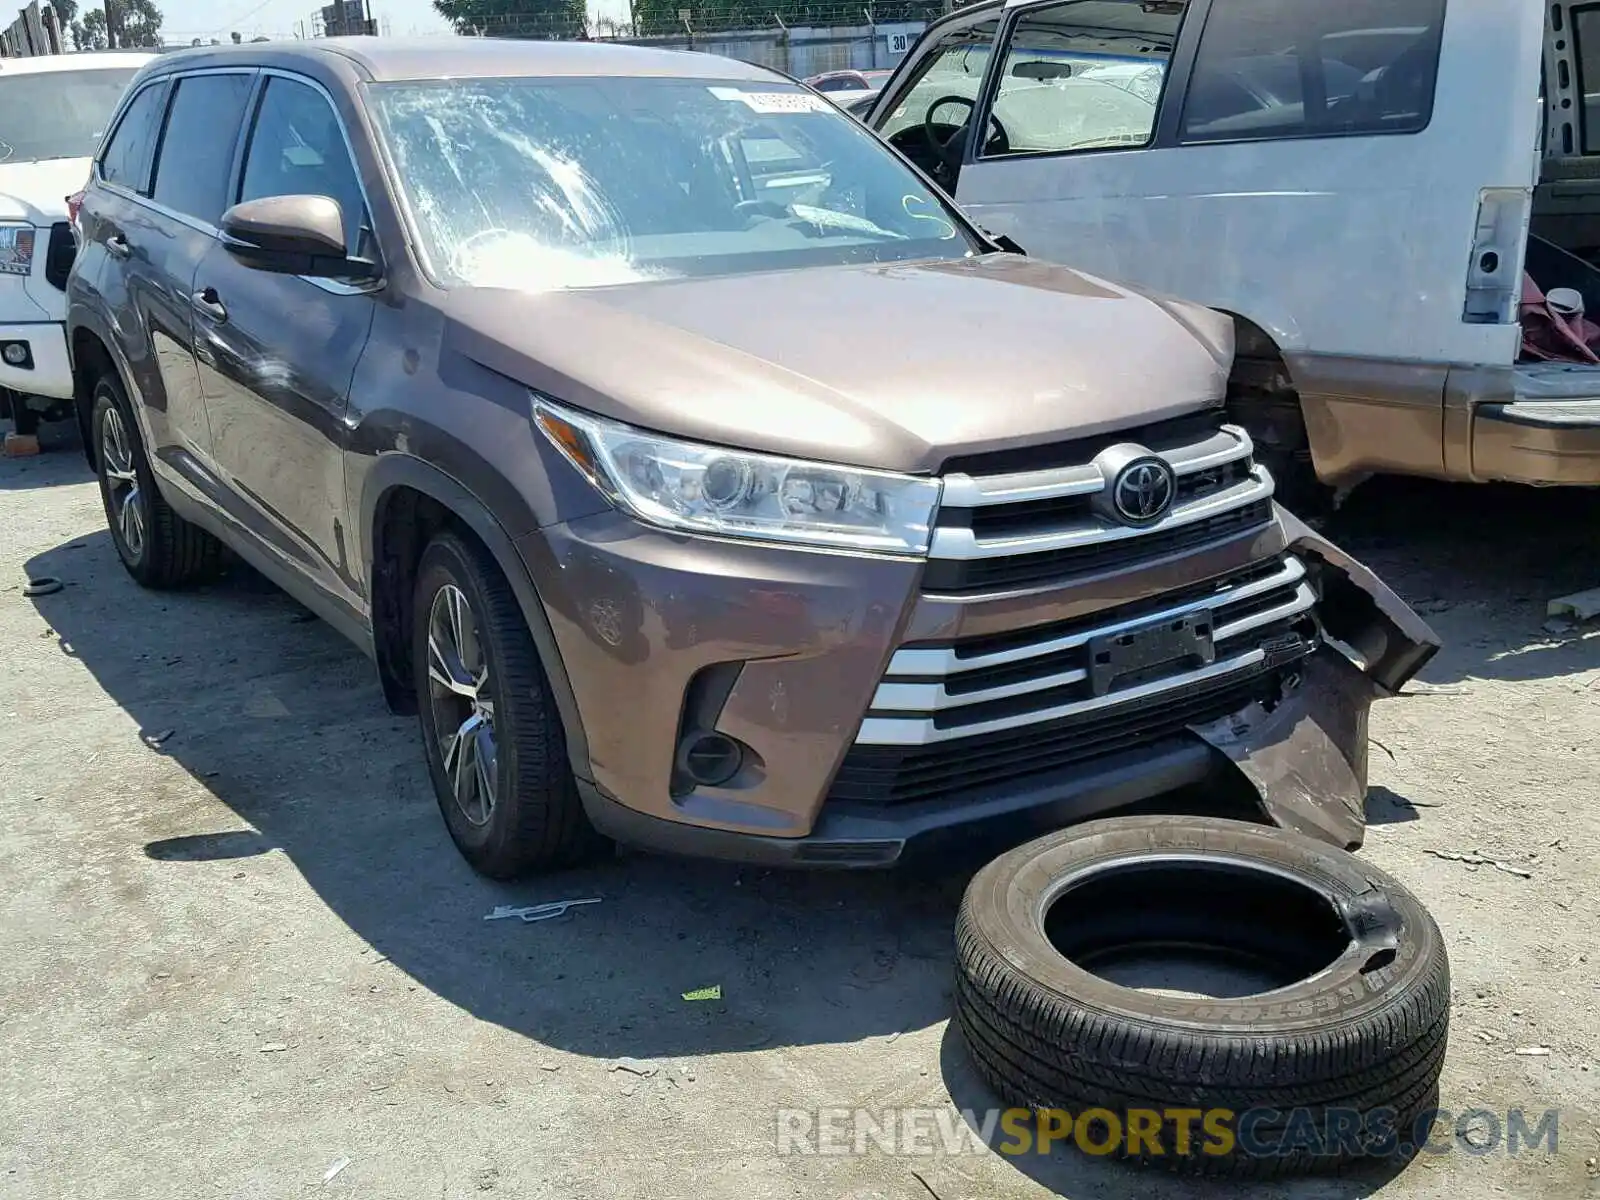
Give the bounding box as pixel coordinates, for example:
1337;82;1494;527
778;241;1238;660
44;223;75;291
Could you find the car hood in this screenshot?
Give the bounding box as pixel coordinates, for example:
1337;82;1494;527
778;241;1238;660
0;157;91;225
439;253;1235;474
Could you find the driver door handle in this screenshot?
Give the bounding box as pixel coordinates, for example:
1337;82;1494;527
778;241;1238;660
191;287;228;324
105;234;131;259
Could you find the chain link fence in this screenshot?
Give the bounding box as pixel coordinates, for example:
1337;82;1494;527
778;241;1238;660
435;5;942;78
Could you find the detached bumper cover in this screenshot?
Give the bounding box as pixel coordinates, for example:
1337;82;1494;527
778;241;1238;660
1192;514;1441;851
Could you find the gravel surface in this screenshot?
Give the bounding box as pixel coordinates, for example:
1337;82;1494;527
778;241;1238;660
2;426;1597;1199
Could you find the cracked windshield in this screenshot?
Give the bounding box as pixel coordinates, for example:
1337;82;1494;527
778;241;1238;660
370;76;975;290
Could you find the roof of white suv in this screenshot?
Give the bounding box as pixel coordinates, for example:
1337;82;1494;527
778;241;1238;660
0;52;153;75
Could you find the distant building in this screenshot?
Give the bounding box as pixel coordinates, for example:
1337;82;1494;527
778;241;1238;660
321;1;375;36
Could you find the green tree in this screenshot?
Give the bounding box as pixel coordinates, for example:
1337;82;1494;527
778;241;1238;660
433;0;587;40
72;6;106;48
109;0;164;48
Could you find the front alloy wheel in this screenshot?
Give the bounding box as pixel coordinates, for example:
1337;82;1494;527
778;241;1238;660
411;531;606;877
426;582;498;827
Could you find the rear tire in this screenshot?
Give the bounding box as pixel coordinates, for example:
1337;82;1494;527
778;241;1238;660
412;530;607;878
955;817;1449;1177
91;373;224;588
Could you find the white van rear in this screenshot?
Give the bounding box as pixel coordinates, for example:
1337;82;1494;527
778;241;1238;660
867;0;1595;497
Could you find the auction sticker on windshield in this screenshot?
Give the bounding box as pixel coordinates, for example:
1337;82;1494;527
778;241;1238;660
708;86;833;114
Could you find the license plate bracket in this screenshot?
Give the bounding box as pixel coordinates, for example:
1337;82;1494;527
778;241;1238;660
1088;612;1216;695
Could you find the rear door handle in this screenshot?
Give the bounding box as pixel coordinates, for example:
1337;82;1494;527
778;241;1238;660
191;288;227;324
105;234;131;259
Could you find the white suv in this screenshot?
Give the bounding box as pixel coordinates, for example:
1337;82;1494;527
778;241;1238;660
1;52;150;454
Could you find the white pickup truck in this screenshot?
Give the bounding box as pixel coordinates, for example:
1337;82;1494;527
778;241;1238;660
1;52;149;454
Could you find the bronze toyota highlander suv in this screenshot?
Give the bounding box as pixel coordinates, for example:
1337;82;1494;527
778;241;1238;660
65;39;1437;876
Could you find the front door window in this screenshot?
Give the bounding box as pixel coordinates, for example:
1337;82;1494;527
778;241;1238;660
981;0;1180;159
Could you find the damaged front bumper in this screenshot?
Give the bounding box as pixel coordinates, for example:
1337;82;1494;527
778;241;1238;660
1192;511;1439;851
535;505;1438;868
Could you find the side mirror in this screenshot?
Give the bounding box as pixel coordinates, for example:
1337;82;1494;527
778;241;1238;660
220;194;378;280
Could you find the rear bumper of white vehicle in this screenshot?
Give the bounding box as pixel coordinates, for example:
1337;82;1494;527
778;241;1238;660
1467;364;1600;485
0;320;72;401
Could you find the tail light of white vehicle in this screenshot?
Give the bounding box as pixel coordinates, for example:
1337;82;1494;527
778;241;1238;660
66;188;86;243
1463;188;1531;325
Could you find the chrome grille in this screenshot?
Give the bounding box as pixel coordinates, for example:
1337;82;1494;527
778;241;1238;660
925;419;1275;592
856;554;1316;748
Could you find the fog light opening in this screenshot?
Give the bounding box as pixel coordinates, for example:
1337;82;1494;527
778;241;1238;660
677;731;745;788
2;342;31;368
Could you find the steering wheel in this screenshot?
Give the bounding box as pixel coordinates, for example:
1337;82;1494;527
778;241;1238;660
922;95;1010;168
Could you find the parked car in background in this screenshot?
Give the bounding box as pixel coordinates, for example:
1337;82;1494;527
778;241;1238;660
0;51;151;454
804;67;892;112
866;0;1593;504
68;38;1433;878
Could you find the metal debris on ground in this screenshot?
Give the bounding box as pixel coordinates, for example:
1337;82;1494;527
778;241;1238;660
322;1157;351;1185
682;985;722;1001
1547;587;1600;623
1514;1046;1553;1056
143;729;176;747
258;1042;289;1053
1422;849;1534;878
21;576;63;597
607;1057;658;1077
482;898;601;923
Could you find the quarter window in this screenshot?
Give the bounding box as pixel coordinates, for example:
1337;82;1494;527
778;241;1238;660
983;0;1180;158
99;81;166;194
239;76;369;258
151;73;255;225
1179;0;1446;143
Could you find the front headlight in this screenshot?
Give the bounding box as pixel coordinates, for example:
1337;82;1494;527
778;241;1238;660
0;224;36;277
533;396;942;556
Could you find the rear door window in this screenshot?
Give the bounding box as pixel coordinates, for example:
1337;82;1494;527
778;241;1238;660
99;81;167;194
1179;0;1446;143
151;72;255;225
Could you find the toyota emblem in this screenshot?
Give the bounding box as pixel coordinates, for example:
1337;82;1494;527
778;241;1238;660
1111;459;1176;524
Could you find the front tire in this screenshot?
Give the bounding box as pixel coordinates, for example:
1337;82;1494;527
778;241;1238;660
412;530;607;878
91;374;224;588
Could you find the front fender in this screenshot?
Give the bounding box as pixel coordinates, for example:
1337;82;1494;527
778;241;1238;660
355;452;593;779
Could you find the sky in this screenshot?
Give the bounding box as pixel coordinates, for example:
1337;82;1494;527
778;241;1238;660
155;0;632;44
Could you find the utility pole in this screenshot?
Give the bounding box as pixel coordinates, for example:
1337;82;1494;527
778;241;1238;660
103;0;113;47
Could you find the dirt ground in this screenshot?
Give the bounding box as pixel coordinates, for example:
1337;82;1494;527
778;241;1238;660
2;425;1597;1200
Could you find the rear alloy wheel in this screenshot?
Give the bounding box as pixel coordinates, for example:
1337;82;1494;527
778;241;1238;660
412;531;607;877
91;375;224;588
955;816;1450;1177
99;403;147;563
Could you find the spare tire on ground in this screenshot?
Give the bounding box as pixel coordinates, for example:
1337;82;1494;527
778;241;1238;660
955;816;1449;1177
